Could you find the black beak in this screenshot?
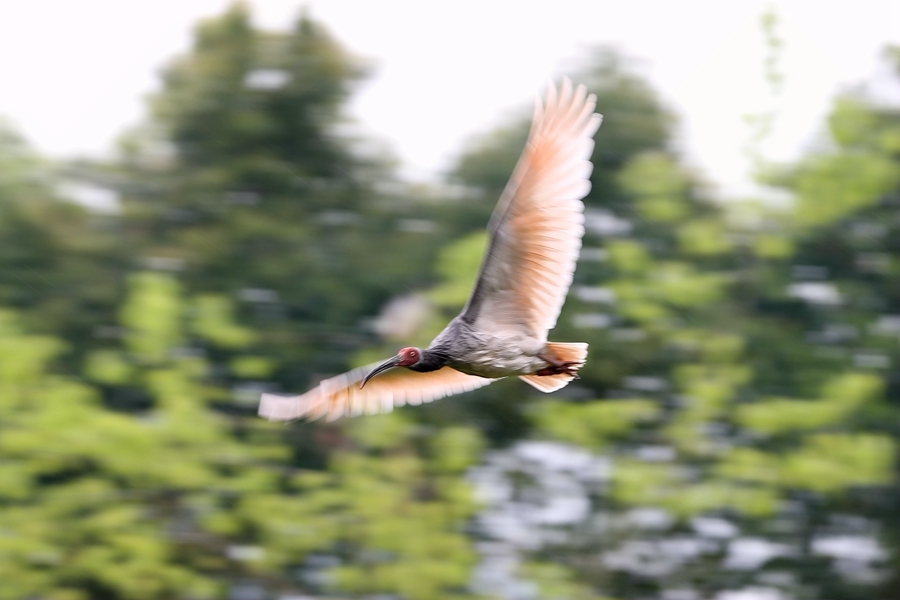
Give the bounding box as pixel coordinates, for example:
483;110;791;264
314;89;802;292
360;355;402;389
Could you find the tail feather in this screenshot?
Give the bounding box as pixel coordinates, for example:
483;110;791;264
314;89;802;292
519;342;588;393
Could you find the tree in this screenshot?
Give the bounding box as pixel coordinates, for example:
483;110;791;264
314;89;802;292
0;121;124;364
0;3;896;598
112;4;458;398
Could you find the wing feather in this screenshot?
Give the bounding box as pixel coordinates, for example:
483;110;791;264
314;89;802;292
259;363;495;422
462;78;601;340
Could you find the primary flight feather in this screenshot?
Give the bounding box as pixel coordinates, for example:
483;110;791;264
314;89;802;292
260;78;602;421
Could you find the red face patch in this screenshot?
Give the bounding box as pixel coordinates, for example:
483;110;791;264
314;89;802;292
398;347;420;366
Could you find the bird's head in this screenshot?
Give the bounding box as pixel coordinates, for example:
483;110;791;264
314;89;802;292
360;347;422;388
397;347;423;366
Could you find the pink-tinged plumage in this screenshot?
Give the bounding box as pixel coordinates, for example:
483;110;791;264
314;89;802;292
260;364;494;422
261;78;602;422
468;77;601;340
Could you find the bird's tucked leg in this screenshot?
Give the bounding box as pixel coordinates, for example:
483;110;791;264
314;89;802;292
536;351;581;378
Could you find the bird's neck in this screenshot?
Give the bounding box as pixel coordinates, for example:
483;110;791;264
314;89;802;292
409;348;448;373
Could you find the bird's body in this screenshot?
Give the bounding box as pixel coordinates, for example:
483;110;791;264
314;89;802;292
419;317;547;379
260;78;602;422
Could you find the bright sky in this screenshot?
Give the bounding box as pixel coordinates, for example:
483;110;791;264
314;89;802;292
1;0;898;198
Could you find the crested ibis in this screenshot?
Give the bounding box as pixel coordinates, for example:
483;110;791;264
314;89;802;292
260;78;602;421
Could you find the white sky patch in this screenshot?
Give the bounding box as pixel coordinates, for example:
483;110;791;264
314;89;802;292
57;181;120;213
812;535;887;562
788;282;842;305
692;517;739;539
244;68;291;90
724;538;793;570
0;0;898;199
715;588;788;600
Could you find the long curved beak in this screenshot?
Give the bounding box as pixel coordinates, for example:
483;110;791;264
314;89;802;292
360;355;402;389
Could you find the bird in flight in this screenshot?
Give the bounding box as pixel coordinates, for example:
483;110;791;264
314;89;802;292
260;78;602;421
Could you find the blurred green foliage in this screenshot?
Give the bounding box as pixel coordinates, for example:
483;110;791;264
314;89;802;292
534;398;660;449
0;5;896;600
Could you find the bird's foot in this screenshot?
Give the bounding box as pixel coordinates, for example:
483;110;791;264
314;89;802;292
537;350;583;378
535;361;581;379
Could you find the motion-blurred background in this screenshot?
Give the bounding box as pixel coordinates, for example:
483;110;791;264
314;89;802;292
0;2;898;599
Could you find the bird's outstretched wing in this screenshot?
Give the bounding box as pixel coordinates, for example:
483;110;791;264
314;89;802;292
259;363;495;422
461;78;601;341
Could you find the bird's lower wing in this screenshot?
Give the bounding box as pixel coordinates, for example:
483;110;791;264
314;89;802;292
259;364;496;422
462;78;601;340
